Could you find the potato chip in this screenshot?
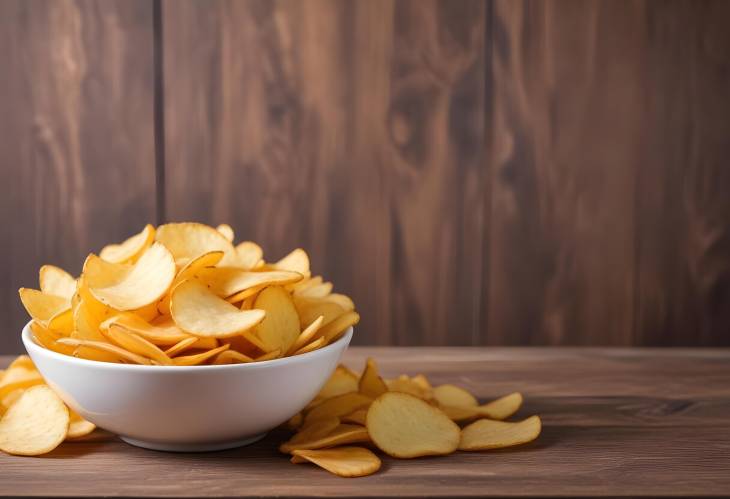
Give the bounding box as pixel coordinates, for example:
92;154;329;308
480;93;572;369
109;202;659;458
212;350;254;365
280;424;370;453
99;224;155;264
229;241;264;270
290;447;381;478
286;412;303;430
156;222;235;267
7;356;35;371
291;276;322;295
293;297;345;329
102;313;192;346
316;365;359;400
158;250;225;314
305;392;372;424
39;265;76;300
281;416;340;450
317;311;359;344
292;336;325;356
0;365;43;399
18;288;71;330
433;384;478;408
84;242;176;311
103;325;173;365
272;248;310;277
30;321;75;356
296;281;333;299
386;375;433;400
58;338;151;365
1;388;24;415
254;349;281;362
132;301;160;322
478;392;523;420
216;224;235;242
459;415;541;451
341;409;368;426
359;358;388;398
163;337;200;357
172;344;230;366
0;385;69;456
196;268;302;301
67;410;96;439
322;293;355;312
367;392;460;458
170;280;265;338
241;286;299;353
285;316;324;356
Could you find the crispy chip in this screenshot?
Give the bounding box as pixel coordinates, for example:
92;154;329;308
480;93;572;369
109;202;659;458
459;415;541;451
359;358;388;398
18;288;71;330
99;224;155;264
280;424;369;453
441;392;523;422
58;338;152;365
292;337;325;356
296;281;333;299
433;384;478;408
0;385;69;456
293;297;345;330
386;375;432;400
322;293;355;312
66;409;96;439
30;321;75;356
341;409;368;426
0;365;43;399
367;392;460;458
305;392;372;425
316;365;359;400
272;248;310;277
103;325;173;365
286;316;324;356
158;250;225;314
242;286;299;353
229;241;263;270
171;280;265;338
317;311;359;344
38;265;76;300
172;344;229;366
163;337;201;357
85;242;175;310
102;313;192;346
212;350;254;365
156;222;235;267
195;268;302;302
281;416;340;451
290;447;381;478
254;349;281;362
216;224;235;242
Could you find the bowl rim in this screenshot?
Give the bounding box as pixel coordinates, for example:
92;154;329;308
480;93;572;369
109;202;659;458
21;320;353;372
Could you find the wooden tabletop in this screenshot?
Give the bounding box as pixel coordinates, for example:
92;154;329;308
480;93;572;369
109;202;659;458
2;347;729;498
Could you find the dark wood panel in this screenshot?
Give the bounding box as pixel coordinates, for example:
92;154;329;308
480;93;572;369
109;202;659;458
162;0;487;346
636;0;730;346
0;0;157;354
485;0;645;345
3;348;730;497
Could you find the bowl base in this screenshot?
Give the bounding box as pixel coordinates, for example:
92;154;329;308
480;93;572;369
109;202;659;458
120;432;267;452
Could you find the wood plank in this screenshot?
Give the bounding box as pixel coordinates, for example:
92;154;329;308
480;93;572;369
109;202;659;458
0;0;157;354
635;0;730;346
1;347;729;497
162;0;487;346
485;0;644;345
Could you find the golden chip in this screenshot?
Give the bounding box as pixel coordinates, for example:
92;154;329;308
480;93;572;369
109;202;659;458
296;281;333;299
18;288;71;330
341;409;368;426
212;350;254;365
30;321;75;356
305;392;372;425
386;375;432;400
195;268;301;302
479;392;523;420
229;241;264;270
433;384;478;408
316;365;359;400
0;385;69;456
66;409;96;439
317;311;359;345
367;392;460;458
286;316;324;356
272;248;310;277
99;224;155;264
292;337;325;356
38;265;76;300
459;415;541;451
155;222;235;267
58;338;151;365
290;447;381;478
102;313;192;346
172;344;230;366
215;224;235;242
103;325;173;365
243;286;299;354
0;364;43;399
280;416;340;451
322;293;355;312
170;279;265;338
254;349;281;362
293;297;345;330
359;358;388;398
280;423;370;453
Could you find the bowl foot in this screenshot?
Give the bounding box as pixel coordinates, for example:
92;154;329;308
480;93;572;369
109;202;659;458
120;432;267;452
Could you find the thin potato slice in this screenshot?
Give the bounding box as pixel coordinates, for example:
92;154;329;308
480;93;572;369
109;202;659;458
367;392;460;458
229;241;264;270
286;316;324;356
244;286;300;353
0;366;43;399
0;385;69;456
103;325;173;365
292;337;325;356
291;276;322;295
280;424;370;453
293;297;345;330
342;409;368;426
58;338;152;365
296;281;333;299
281;416;340;450
318;311;359;344
99;224;155;264
322;293;355;312
172;344;230;366
196;268;302;301
272;248;310;277
216;224;235;242
18;288;70;329
290;447;381;478
85;242;176;310
386;375;432;400
479;392;523;420
7;356;35;371
39;265;76;300
411;374;432;392
103;313;192;346
305;392;372;425
254;349;281;362
316;365;359;400
433;384;478;408
459;415;541;451
158;250;225;314
163;337;200;357
155;222;235;267
67;410;96;439
359;358;388;398
30;321;75;356
212;350;254;365
170;280;265;338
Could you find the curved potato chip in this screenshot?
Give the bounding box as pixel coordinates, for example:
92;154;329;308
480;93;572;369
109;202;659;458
7;356;35;371
386;375;433;400
296;281;333;299
230;241;263;270
367;392;460;458
254;349;281;362
292;336;325;356
163;337;200;357
0;365;43;399
39;265;76;300
216;224;235;242
411;374;432;392
0;385;69;456
280;424;370;453
286;316;324;356
18;288;71;329
156;222;234;266
433;384;478;408
290;447;381;478
281;416;340;452
67;410;96;439
459;415;541;451
103;325;173;365
322;293;355;312
316;365;359;400
58;338;152;365
272;248;310;276
359;358;388;398
479;392;523;420
244;286;299;353
99;224;155;264
291;276;322;295
172;344;229;366
318;311;359;345
212;350;254;365
196;268;302;300
102;314;192;346
171;280;265;338
30;321;75;356
341;409;368;426
293;297;345;329
1;388;24;415
305;392;372;425
132;301;160;322
158;250;225;314
85;243;176;310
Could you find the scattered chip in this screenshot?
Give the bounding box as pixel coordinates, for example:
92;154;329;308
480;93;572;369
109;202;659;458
367;392;460;458
290;447;381;478
0;385;69;456
341;409;368;426
305;392;372;425
459;415;541;451
280;424;370;453
359;358;388;398
315;365;359;400
433;384;478;408
66;410;96;439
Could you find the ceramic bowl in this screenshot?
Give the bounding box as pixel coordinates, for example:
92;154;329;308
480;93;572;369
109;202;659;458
21;322;352;452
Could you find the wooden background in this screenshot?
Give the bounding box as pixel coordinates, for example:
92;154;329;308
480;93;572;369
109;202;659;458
1;0;729;353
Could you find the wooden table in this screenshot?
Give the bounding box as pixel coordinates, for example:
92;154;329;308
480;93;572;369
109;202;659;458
2;348;729;498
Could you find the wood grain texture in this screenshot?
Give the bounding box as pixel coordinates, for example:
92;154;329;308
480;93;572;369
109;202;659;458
636;0;730;346
162;0;487;346
0;0;156;353
2;347;729;498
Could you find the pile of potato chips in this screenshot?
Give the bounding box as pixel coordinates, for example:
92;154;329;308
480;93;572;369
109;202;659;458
281;358;541;477
0;355;95;455
19;222;359;366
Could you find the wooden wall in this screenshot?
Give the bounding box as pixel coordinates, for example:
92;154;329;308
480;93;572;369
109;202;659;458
1;0;729;353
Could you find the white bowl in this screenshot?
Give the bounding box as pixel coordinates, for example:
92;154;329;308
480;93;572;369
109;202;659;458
21;322;352;452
